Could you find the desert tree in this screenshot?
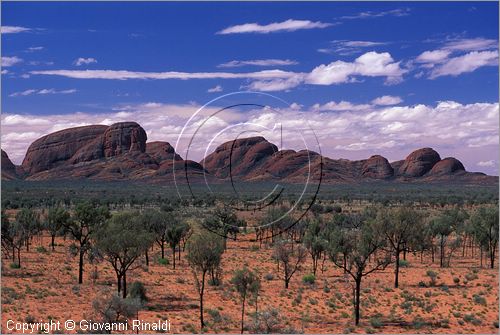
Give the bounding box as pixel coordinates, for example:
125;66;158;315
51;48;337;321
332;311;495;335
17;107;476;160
203;206;245;249
95;211;154;298
92;291;141;333
165;219;189;269
327;211;391;325
273;239;307;289
303;218;328;276
142;209;174;260
16;208;40;252
471;206;499;268
231;267;261;334
430;208;467;267
64;201;110;284
186;231;225;328
375;207;424;288
45;207;70;251
1;210;15;262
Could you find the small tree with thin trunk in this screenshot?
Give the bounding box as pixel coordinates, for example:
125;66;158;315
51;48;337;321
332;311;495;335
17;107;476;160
231;267;261;334
46;207;70;251
471;206;499;269
186;232;225;329
143;210;174;260
165;220;189;269
273;239;307;289
64;201;110;284
303;218;327;276
327;212;390;326
203;206;245;249
95;211;154;298
375;207;424;288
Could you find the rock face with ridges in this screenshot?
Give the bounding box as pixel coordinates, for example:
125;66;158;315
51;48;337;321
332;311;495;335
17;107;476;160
361;155;394;179
103;122;147;157
429;157;465;175
201;136;278;178
21;125;108;174
398;148;441;177
146;141;182;162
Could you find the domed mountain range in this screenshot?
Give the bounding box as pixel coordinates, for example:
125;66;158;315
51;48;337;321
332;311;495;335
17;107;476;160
1;121;496;184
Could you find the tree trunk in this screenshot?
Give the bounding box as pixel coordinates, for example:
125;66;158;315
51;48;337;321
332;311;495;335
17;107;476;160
51;235;56;251
200;271;206;328
241;295;246;334
78;247;84;284
394;249;400;288
354;277;361;325
117;273;122;294
17;247;21;268
161;242;165;259
145;250;149;266
172;247;176;269
122;272;127;299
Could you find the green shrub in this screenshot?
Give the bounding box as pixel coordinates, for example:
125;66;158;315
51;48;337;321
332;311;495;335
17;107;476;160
302;274;315;285
369;317;383;328
36;246;48;253
128;281;148;303
9;263;20;269
473;294;486;306
453;277;460;285
398;259;409;268
158;258;169;266
426;270;438;286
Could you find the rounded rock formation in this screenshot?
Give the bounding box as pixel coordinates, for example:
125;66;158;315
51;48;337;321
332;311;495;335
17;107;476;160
102;122;147;157
398;148;441;177
361;155;394;179
21;125;108;174
429;157;465;175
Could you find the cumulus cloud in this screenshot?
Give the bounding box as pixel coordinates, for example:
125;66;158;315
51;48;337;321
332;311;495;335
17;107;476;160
9;88;77;97
371;95;403;106
2;56;23;67
416;50;451;64
218;59;298;68
306;51;405;85
1;26;31;34
312;101;371;112
73;57;98;66
217;19;332;34
207;85;223;93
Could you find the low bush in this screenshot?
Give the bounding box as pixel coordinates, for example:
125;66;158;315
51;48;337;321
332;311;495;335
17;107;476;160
302;274;315;285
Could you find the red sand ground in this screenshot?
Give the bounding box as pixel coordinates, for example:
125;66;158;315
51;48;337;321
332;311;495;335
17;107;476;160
1;234;498;334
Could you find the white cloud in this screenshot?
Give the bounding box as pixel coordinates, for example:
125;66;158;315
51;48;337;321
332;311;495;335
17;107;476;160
312;101;371;112
416;50;451;64
477;160;495;167
73;57;97;66
1;26;31;34
9;88;77;97
430;50;498;79
318;40;388;56
207;85;223;93
307;51;405;85
217;19;332;34
341;8;410;20
218;59;298;68
31;51;406;91
2;56;23;67
27;46;44;52
1;69;8;75
371;95;403;106
443;38;497;52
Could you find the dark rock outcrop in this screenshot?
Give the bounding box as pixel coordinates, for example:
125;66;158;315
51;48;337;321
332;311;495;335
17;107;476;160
398;148;441;177
2;150;18;180
361;155;394;179
103;122;147;157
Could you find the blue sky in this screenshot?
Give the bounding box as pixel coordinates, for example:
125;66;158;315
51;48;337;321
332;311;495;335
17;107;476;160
1;2;499;174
